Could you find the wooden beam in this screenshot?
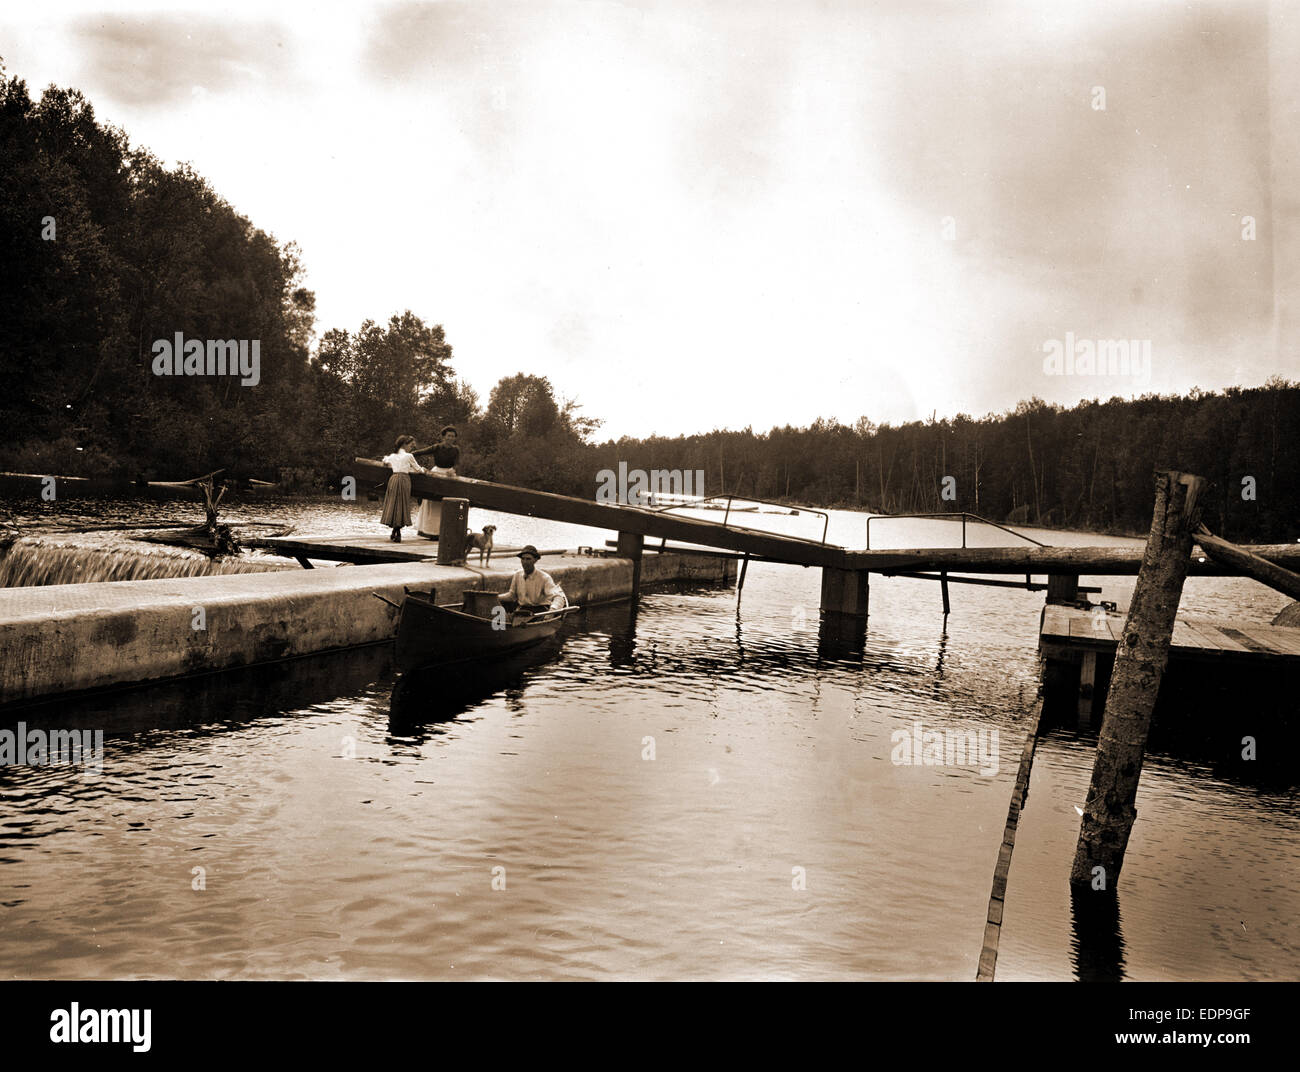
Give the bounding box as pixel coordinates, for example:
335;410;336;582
855;544;1300;575
890;572;1101;593
1070;470;1205;889
1194;525;1300;601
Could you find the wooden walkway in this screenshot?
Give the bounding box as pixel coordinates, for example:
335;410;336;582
354;458;1300;576
353;459;850;567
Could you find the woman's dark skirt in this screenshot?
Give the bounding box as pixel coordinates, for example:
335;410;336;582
380;472;412;528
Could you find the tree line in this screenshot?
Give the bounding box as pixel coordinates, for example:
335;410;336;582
0;68;596;492
586;385;1299;541
2;69;1295;541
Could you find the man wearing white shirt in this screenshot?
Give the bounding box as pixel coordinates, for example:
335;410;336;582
499;546;566;621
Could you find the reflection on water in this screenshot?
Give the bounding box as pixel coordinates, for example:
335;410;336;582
0;496;1297;980
1070;887;1126;983
389;638;569;737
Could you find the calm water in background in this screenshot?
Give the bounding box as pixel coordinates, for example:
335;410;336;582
0;496;1296;980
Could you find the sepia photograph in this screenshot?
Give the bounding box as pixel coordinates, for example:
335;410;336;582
0;0;1296;1041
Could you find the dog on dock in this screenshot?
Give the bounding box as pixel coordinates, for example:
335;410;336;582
467;524;496;566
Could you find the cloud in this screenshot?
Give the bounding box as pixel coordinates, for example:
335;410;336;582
20;0;1286;438
361;0;540;85
858;1;1277;415
69;13;293;107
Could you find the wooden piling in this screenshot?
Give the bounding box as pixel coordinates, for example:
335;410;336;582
436;498;470;565
617;531;645;599
1046;574;1079;605
819;567;869;617
1077;651;1097;729
1069;471;1204;889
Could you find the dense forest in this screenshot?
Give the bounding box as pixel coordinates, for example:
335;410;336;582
588;385;1299;540
2;70;1297;541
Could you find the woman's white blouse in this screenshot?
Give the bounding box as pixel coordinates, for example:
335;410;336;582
383;450;423;473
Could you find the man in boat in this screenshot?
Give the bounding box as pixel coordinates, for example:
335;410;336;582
499;545;566;624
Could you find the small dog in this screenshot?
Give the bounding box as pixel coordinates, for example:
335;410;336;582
467;524;497;566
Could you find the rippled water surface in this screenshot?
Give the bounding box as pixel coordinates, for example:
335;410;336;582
1;497;1296;979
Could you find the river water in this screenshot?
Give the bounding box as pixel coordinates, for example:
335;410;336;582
0;496;1296;980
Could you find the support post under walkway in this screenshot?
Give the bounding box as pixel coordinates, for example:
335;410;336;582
617;531;645;601
820;567;869;618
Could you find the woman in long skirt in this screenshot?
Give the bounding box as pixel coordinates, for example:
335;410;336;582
380;435;423;542
413;426;461;540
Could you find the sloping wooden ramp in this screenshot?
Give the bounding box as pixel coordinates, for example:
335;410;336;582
353;459;847;567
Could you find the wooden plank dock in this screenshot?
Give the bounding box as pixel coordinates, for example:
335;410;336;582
1039;603;1300;729
1040;604;1300;663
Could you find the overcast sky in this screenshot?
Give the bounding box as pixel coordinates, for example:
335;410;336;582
2;0;1296;439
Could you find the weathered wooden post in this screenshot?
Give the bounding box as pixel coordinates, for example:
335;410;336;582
617;531;645;600
436;498;470;565
1076;650;1099;730
1046;574;1079;605
819;568;869;618
1069;470;1204;889
1041;574;1080;719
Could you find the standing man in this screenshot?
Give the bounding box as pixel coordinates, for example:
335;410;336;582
412;426;461;539
499;545;566;623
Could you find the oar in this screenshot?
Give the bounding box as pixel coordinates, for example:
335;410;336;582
526;605;578;623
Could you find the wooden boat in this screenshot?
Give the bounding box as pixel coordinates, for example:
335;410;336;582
393;587;579;671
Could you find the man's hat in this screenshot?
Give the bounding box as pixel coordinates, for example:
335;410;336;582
517;545;541;559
